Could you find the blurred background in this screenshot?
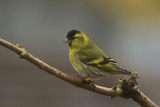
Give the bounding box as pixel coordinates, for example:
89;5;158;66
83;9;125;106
0;0;160;107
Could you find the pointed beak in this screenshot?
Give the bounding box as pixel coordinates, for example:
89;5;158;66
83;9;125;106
63;38;71;44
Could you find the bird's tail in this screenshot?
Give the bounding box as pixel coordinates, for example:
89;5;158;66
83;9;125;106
118;67;139;78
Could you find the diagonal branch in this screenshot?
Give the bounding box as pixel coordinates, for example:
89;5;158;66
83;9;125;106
0;38;158;107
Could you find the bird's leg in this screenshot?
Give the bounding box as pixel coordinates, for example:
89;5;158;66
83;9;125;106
76;76;95;87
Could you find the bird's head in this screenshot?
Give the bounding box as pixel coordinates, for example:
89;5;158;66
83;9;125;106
64;29;89;49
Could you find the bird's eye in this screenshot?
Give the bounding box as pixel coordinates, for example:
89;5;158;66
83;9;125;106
73;37;76;39
66;36;75;41
70;37;76;40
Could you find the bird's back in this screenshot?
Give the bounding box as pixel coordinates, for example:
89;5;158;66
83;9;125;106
76;40;132;78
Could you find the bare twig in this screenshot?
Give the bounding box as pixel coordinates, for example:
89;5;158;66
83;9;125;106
0;38;158;107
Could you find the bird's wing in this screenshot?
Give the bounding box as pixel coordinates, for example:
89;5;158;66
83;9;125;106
78;42;132;75
78;47;120;73
79;56;120;73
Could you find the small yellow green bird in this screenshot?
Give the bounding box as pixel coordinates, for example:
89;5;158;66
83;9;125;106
64;29;135;79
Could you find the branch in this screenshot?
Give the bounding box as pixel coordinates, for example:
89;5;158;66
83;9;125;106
0;38;158;107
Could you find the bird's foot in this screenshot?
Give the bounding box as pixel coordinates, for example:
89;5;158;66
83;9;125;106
76;76;95;87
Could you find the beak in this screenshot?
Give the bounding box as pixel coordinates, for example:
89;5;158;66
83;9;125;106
63;38;71;44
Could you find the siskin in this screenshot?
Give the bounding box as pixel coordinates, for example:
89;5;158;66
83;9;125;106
64;29;135;79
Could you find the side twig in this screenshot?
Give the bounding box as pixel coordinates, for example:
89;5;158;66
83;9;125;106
0;38;158;107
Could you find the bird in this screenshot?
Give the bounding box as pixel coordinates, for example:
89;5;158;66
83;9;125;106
64;29;136;80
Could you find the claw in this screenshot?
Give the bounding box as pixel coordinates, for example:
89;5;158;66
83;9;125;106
76;76;95;87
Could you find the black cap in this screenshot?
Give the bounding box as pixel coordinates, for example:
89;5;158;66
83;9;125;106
66;29;81;40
